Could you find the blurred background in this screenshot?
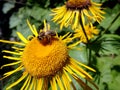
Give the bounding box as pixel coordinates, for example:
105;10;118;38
0;0;120;90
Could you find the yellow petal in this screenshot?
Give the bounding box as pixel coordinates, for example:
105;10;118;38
71;58;96;72
68;40;81;49
4;65;23;76
20;75;31;90
55;75;65;90
68;64;86;78
29;78;34;90
6;72;28;90
50;77;57;90
1;61;21;69
0;40;25;46
11;46;24;51
2;50;22;55
61;71;71;90
27;19;38;36
32;25;38;36
63;69;72;82
24;75;31;90
70;61;93;79
37;78;44;90
16;32;28;43
3;56;21;60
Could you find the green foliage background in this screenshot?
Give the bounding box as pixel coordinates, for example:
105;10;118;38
1;0;120;90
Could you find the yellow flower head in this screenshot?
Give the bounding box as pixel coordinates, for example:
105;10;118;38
74;24;99;43
0;20;98;90
51;0;105;30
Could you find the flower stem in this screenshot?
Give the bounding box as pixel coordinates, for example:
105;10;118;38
79;17;89;43
88;48;92;65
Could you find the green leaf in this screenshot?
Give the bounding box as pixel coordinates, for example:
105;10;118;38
96;57;113;90
16;23;33;38
30;6;51;21
109;15;120;33
108;70;120;90
91;34;120;55
9;13;22;28
95;54;120;90
69;45;88;64
112;55;120;66
2;2;15;14
100;4;120;33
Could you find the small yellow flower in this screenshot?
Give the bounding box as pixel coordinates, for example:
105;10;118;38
0;20;98;90
74;24;99;43
51;0;105;30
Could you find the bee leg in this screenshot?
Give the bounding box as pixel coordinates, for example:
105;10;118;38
37;36;43;40
47;36;51;44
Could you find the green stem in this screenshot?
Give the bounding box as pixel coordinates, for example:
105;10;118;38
79;17;89;43
79;15;93;84
88;48;92;65
79;15;92;63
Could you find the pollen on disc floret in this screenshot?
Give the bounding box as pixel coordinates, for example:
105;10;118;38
22;37;68;78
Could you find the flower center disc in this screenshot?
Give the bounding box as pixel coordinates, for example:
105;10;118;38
22;37;68;77
66;0;91;9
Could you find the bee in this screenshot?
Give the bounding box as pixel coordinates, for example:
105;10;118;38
37;30;56;45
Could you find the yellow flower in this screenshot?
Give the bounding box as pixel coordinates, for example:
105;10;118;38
0;20;98;90
74;24;99;43
51;0;105;30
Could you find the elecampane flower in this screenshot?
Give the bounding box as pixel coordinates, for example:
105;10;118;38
0;20;97;90
51;0;105;30
74;24;99;43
